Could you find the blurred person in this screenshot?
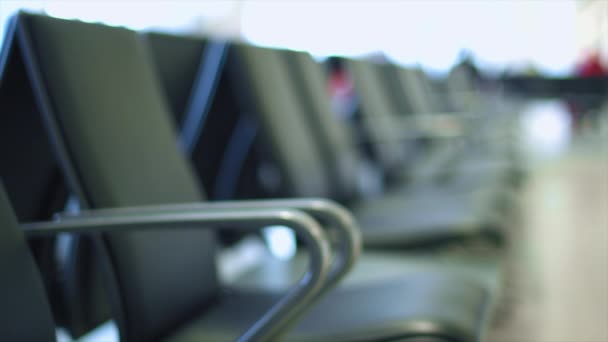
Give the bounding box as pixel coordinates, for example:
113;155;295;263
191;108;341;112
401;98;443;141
569;50;608;131
327;56;358;120
576;51;607;78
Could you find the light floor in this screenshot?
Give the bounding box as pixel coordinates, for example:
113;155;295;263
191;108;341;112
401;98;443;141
488;134;608;342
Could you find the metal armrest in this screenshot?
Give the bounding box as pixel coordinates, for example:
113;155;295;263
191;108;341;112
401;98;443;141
56;198;362;302
24;208;331;342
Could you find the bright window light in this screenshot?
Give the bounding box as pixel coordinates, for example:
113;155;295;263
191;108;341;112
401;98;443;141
242;0;579;75
1;1;584;74
0;1;239;48
521;101;572;159
44;1;236;32
263;225;297;260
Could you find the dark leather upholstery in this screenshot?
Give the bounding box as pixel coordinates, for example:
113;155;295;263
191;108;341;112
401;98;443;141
0;15;79;333
345;59;409;177
169;273;487;342
0;183;56;342
0;27;68;222
142;32;207;124
19;13;218;341
230;43;332;199
352;192;488;248
143;32;249;201
281;50;362;202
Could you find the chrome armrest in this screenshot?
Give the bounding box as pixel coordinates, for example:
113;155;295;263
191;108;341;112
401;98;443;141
24;208;331;342
56;198;362;302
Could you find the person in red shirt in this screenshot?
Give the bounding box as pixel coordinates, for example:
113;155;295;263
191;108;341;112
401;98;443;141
576;51;607;77
569;51;607;131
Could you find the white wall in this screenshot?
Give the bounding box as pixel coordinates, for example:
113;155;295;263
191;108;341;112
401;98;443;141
0;0;596;75
576;0;608;64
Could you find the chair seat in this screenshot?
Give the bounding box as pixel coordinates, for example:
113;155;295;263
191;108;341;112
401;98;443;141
352;189;500;248
167;273;488;342
408;159;510;194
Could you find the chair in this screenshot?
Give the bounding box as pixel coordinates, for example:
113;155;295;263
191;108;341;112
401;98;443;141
0;179;331;342
363;61;517;197
3;12;490;342
0;14;91;335
383;63;522;188
281;50;508;247
168;38;502;248
0;182;56;341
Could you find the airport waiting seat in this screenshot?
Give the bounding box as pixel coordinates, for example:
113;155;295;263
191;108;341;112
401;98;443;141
2;12;491;342
280;49;508;246
142;31;505;248
345;58;512;192
172;40;502;248
142;32;241;202
0;183;56;342
375;63;518;191
0;14;102;336
0;179;333;342
397;64;521;179
344;59;518;220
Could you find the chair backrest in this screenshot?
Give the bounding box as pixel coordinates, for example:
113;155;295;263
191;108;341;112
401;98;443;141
395;66;438;114
376;62;415;116
143;33;244;200
445;62;479;112
17;12;219;341
145;38;335;201
0;15;68;223
402;67;453;114
141;32;207;125
0;14;77;334
345;59;407;178
227;43;332;199
280;49;360;202
0;182;57;342
275;50;368;202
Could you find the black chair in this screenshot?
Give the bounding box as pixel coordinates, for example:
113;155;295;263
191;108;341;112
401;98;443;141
0;182;56;342
142;32;240;202
3;12;490;342
280;49;508;247
0;178;332;342
344;58;505;190
142;31;503;300
0;14;94;336
164;37;503;249
149;35;503;304
379;63;521;190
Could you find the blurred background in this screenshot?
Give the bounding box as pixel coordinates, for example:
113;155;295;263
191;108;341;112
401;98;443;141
2;0;606;143
0;1;606;341
1;0;606;75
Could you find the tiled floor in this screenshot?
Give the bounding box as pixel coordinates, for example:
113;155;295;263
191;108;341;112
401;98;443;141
489;135;608;342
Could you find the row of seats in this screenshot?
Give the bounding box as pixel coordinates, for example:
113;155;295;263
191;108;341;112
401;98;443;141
143;32;519;248
0;12;522;342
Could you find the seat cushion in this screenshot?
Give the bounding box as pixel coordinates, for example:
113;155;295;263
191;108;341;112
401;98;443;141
167;273;488;342
352;189;498;248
